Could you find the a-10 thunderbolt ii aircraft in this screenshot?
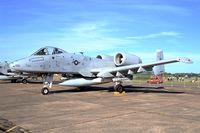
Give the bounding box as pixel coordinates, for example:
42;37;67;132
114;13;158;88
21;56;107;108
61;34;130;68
10;46;192;95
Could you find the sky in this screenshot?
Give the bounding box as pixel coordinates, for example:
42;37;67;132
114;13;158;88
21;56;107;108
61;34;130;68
0;0;199;73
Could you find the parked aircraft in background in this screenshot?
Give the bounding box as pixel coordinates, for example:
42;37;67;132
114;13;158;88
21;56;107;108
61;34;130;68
0;61;42;83
10;46;192;95
0;61;29;83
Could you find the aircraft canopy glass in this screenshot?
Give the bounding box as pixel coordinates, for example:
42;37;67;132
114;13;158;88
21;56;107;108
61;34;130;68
33;47;67;56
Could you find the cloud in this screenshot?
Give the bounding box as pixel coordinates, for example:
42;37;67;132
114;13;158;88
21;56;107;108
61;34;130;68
131;4;190;15
87;0;190;16
50;22;141;52
127;31;181;40
70;22;110;39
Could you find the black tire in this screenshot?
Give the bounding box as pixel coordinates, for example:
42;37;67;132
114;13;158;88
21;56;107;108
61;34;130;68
22;79;27;84
114;84;125;93
41;87;49;95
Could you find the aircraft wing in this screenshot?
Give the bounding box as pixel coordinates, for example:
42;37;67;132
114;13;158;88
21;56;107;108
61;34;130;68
95;57;192;78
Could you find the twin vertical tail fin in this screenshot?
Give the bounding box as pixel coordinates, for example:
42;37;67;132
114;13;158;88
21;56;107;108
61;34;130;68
153;50;165;75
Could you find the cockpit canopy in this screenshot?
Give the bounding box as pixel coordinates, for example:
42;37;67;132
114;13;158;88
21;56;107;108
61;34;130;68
32;46;67;56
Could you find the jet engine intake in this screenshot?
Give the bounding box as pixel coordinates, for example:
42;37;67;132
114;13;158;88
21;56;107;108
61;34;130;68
114;53;142;66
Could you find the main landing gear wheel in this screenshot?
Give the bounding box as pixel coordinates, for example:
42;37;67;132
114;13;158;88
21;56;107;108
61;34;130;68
114;84;125;93
41;87;49;95
22;79;27;84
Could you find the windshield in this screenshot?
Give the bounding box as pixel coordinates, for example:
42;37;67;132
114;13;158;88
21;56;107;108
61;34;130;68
32;47;66;56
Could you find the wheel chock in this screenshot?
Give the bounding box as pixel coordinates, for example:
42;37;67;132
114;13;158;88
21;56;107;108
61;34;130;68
113;91;126;96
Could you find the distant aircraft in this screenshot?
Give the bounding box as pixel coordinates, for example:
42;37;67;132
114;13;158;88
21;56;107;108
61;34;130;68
0;61;28;83
10;46;192;95
0;61;42;83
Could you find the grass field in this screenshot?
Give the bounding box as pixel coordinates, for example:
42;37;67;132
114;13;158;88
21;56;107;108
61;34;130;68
132;79;200;88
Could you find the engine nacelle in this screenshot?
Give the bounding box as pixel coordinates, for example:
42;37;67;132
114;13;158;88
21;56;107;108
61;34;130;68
96;55;113;61
114;53;142;66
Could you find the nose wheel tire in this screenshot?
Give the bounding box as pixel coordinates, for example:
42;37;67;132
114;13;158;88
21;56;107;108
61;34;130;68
41;87;49;95
114;84;124;93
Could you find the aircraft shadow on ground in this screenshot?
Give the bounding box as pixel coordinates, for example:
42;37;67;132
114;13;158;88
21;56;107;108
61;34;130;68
27;81;43;84
124;85;184;94
49;85;184;95
50;86;114;94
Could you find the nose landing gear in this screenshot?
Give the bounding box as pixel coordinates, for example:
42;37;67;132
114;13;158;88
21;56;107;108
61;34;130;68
41;87;49;95
41;74;53;95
